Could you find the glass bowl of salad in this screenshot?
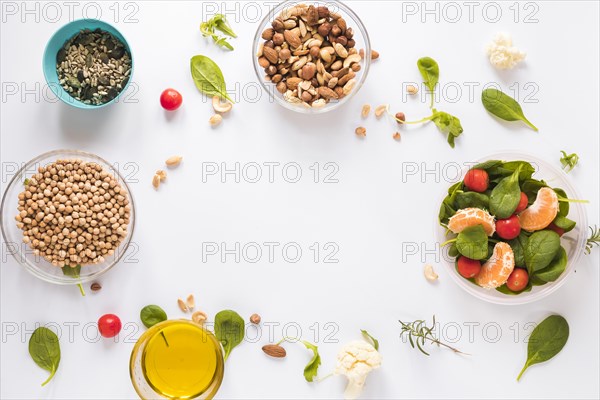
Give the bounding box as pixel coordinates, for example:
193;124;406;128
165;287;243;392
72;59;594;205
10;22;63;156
252;0;372;114
434;152;588;305
0;150;136;285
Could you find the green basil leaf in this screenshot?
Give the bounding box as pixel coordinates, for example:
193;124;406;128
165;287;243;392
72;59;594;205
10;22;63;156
190;55;234;103
140;305;168;329
417;57;439;95
517;315;569;381
454;191;490;210
489;166;522;218
29;327;61;386
508;233;529;267
524;230;561;274
534;246;567;282
214;309;245;361
301;340;321;382
482;88;538;131
456;225;488;260
361;329;379;350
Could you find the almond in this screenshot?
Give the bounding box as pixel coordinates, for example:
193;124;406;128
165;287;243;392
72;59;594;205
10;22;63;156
317;86;339;100
284;30;301;49
262;344;287;358
286;77;302;90
262;46;278;64
306;5;318;26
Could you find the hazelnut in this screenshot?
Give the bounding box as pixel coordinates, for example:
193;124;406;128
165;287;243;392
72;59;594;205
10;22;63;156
279;48;291;61
272;74;283;83
250;313;261;324
336;36;348;46
347;39;356;48
264;40;274;49
262;28;274;41
272;33;284;46
302;63;317;80
301;91;312;102
258;57;270;68
309;46;320;58
276;81;287;93
317;6;329;18
331;24;342;37
265;65;277;76
317;22;331;37
271;18;284;32
395;112;406;123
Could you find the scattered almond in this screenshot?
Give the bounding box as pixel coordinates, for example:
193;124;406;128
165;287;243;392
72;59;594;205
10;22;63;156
165;156;183;168
375;104;387;118
262;344;287;358
152;174;160;189
186;294;195;311
424;264;439;282
192;310;208;324
355;126;366;137
177;298;189;312
156;170;167;182
250;313;261;324
209;114;223;127
407;85;419;95
393;132;401;141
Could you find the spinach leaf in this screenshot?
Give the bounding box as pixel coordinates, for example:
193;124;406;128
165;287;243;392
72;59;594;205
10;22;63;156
190;55;234;103
456;225;488;260
62;265;85;296
517;315;569;381
534;246;567;282
470;160;503;171
439;182;462;224
508;233;529;267
361;329;379;350
417;57;439;106
488;161;535;182
489;166;522;218
552;216;576;232
214;310;245;361
454;191;489;210
553;188;569;217
529;275;547;286
448;243;459;258
301;340;321;382
524;230;561;274
431;110;463;148
482;88;538;131
29;327;61;386
140;305;168;329
496;281;532;295
522;179;547;202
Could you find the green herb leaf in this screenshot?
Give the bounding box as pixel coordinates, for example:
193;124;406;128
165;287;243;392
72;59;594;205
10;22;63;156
62;265;85;296
489;166;522;218
29;327;61;386
456;225;488;260
524;230;561;274
517;315;569;381
140;305;168;329
559;151;579;173
190;55;234;103
586;226;600;255
482;88;538;131
214;310;245;361
417;57;439;108
361;329;379;350
300;340;321;382
534;246;567;282
213;14;237;38
200;14;236;50
430;110;463;148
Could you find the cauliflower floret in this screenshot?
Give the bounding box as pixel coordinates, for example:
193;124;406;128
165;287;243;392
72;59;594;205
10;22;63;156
486;32;526;70
334;341;382;400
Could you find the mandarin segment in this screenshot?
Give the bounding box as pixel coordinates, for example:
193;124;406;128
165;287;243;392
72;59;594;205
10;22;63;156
475;242;515;289
448;207;496;236
518;187;559;232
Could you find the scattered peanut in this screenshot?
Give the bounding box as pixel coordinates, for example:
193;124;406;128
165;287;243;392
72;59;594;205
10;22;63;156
375;104;387;118
186;294;195;311
165;156;183;168
192;310;208;324
361;104;371;118
424;264;439;282
209;114;223;127
177;298;189;313
152;174;161;189
250;313;261;324
355;126;366;137
156;170;167;182
407;84;419;95
359;49;380;60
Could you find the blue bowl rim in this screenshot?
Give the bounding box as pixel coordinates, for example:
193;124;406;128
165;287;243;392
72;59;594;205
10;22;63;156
42;18;134;109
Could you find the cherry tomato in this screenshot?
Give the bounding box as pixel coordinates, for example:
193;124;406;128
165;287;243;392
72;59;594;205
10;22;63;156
496;215;521;240
160;88;183;111
506;268;529;292
98;314;122;338
457;256;482;279
546;222;565;237
515;192;529;213
463;169;489;193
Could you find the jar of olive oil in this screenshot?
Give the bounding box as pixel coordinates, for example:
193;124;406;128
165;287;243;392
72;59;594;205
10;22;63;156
130;320;225;399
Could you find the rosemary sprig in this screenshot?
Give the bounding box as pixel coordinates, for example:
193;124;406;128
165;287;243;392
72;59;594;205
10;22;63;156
586;225;600;255
559;150;579;173
399;316;468;356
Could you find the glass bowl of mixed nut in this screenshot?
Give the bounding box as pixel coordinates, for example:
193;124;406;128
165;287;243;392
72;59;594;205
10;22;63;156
253;0;371;113
0;150;136;284
43;19;133;109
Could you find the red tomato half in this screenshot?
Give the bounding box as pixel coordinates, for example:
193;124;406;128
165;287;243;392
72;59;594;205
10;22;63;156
464;169;489;193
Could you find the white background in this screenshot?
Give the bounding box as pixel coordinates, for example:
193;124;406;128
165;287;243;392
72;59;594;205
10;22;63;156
1;1;599;399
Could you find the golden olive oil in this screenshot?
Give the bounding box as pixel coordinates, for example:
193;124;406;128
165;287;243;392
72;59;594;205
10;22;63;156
141;322;222;399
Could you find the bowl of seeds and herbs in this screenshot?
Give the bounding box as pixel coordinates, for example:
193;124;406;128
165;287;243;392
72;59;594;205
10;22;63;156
43;19;133;109
253;0;372;114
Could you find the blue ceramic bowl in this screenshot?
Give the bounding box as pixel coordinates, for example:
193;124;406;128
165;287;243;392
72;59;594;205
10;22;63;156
42;19;133;109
